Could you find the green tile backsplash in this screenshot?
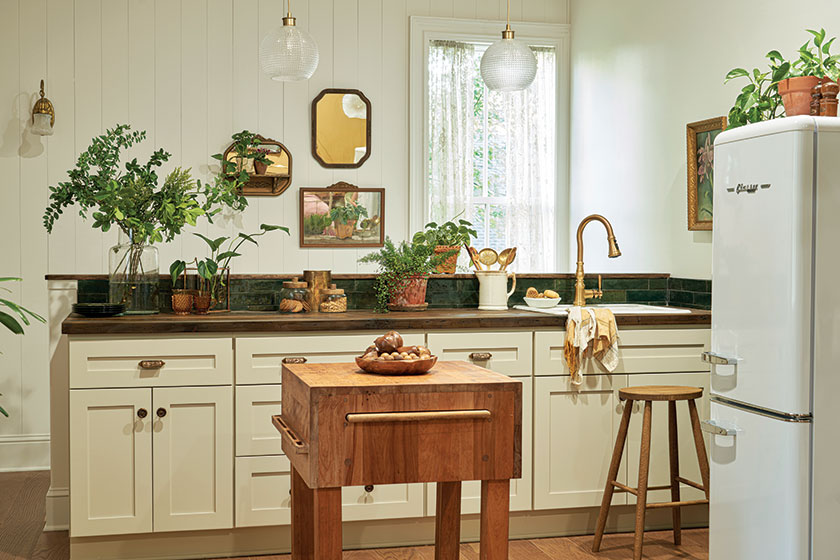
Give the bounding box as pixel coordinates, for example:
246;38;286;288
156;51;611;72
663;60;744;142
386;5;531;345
75;275;711;312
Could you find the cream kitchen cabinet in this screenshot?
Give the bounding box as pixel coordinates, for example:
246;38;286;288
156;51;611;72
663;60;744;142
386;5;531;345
342;483;425;521
533;374;629;510
70;386;233;537
235;455;292;527
427;330;532;377
426;377;533;514
235;384;283;456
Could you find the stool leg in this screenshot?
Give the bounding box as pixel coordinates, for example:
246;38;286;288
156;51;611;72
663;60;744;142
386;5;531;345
688;399;711;499
668;401;681;546
633;400;653;560
592;399;633;552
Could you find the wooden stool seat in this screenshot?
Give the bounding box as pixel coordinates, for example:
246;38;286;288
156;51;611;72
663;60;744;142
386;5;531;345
619;385;703;402
593;385;710;560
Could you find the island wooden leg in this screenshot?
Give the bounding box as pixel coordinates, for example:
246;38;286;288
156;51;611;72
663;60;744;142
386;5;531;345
480;479;509;560
313;487;342;559
291;468;314;560
435;481;462;560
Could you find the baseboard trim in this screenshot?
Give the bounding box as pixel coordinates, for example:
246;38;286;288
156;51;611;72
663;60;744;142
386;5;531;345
45;485;70;531
0;434;50;471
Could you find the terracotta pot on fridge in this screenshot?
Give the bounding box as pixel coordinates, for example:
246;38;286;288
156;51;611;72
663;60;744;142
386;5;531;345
779;76;823;116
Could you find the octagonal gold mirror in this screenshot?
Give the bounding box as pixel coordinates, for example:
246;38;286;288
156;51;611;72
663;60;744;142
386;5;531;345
311;88;371;168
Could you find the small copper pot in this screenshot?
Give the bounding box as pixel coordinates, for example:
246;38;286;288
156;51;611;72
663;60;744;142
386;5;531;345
171;290;194;315
193;292;212;314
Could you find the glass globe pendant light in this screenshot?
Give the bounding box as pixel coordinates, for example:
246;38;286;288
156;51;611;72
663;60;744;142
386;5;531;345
259;0;319;81
480;0;537;92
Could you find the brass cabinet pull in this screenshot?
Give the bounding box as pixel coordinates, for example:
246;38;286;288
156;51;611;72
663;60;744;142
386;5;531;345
156;407;167;418
345;410;492;423
139;360;165;370
469;352;492;361
364;485;374;493
137;408;148;419
282;357;307;364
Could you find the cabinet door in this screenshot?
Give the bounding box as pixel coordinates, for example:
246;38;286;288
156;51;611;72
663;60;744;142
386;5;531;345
426;378;533;514
152;386;233;532
69;388;152;537
236;332;425;384
235;455;291;527
625;372;711;504
533;374;628;510
341;483;425;521
235;384;283;456
427;331;532;377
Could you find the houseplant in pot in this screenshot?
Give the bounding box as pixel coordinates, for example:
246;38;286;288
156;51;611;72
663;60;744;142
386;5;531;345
220;129;273;176
358;238;446;312
170;224;289;313
0;277;45;417
330;202;367;240
43;124;249;314
777;29;840;116
411;213;477;274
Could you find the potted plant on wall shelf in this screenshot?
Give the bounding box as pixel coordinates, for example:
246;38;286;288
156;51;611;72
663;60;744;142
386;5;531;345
43;124;250;314
169;224;289;313
358;238;447;312
0;277;45;418
411;212;477;274
220;130;273;176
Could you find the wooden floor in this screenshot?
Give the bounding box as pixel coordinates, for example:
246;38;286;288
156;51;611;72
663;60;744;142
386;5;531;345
0;470;708;560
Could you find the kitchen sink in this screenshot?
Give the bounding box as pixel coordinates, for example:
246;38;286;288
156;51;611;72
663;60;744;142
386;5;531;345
513;303;692;315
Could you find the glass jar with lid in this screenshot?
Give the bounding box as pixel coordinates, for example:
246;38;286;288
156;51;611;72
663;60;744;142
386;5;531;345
319;283;347;313
278;277;311;313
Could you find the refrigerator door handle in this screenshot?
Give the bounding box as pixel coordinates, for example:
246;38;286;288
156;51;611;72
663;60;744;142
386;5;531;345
701;351;739;366
701;419;738;437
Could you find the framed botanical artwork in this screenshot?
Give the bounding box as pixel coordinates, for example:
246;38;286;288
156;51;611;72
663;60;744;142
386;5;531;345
299;182;384;248
687;116;726;231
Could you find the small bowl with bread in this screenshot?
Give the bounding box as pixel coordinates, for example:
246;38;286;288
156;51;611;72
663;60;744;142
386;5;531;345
355;331;438;375
523;286;562;308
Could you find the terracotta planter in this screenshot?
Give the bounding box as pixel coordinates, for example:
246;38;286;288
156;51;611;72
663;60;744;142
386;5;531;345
253;160;268;175
171;290;194;315
434;245;461;274
779;76;822;116
388;276;428;311
335;220;356;240
193;292;212;314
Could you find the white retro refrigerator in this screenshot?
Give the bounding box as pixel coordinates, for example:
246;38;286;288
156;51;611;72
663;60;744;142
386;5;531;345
708;116;840;559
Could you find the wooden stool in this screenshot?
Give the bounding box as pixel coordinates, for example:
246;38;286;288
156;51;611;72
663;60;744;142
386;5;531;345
592;386;710;560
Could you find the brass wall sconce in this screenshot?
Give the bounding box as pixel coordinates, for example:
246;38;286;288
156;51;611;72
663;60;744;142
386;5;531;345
31;79;55;136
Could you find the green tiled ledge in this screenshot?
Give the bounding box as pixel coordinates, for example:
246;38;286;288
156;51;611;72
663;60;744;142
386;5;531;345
75;275;711;312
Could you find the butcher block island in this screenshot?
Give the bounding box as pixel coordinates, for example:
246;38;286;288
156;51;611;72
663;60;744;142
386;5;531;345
55;308;711;560
276;361;521;559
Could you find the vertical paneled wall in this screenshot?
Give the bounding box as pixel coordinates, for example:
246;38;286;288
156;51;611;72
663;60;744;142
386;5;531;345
0;0;567;468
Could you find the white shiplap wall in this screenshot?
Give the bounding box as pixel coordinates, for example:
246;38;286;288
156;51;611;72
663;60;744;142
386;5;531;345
0;0;568;468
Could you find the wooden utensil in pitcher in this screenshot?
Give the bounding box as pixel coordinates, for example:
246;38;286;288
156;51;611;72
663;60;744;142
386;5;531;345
499;247;517;271
467;246;482;271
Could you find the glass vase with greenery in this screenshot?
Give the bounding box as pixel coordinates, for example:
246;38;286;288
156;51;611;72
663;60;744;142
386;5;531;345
43;124;250;314
0;278;45;418
358;238;447;312
169;224;289;311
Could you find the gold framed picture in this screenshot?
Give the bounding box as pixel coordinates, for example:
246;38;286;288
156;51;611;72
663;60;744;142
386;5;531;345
687;116;726;231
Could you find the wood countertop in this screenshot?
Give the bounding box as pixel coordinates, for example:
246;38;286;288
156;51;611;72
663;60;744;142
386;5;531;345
62;307;710;335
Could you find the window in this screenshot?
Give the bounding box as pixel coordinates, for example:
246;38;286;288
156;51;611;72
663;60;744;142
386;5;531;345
425;39;557;271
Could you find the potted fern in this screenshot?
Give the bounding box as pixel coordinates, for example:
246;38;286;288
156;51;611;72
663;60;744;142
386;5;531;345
358;238;447;312
0;278;45;417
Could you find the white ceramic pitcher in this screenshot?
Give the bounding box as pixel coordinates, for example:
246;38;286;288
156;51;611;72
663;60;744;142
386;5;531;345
476;270;516;310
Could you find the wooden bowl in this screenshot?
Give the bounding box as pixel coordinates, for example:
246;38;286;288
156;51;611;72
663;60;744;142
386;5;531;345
355;355;438;375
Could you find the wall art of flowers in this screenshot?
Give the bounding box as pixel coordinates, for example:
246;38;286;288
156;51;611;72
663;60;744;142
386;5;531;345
687;117;726;231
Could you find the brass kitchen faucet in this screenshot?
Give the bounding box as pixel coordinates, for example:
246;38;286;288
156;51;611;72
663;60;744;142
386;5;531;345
574;215;621;307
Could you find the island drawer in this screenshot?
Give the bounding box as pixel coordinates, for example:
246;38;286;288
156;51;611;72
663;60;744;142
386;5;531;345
236;385;284;456
426;331;532;377
533;328;711;376
235;332;424;385
69;336;233;388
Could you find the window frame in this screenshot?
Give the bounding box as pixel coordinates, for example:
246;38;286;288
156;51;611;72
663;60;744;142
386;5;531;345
409;16;570;269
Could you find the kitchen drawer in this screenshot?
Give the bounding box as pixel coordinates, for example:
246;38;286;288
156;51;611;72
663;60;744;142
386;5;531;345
342;483;425;521
534;328;710;376
69;337;233;388
235;455;291;527
236;332;425;384
426;331;532;377
236;385;283;456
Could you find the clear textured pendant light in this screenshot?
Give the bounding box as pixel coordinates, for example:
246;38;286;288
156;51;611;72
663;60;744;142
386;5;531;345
259;0;319;81
480;0;537;92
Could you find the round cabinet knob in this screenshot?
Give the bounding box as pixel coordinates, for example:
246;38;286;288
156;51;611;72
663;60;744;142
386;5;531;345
137;408;148;419
156;408;167;418
364;485;374;493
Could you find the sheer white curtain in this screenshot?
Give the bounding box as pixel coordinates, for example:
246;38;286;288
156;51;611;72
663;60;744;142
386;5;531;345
427;40;475;226
500;47;556;271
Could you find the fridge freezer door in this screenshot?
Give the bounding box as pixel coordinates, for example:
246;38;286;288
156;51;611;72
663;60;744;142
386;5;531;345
712;125;814;414
709;400;810;560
